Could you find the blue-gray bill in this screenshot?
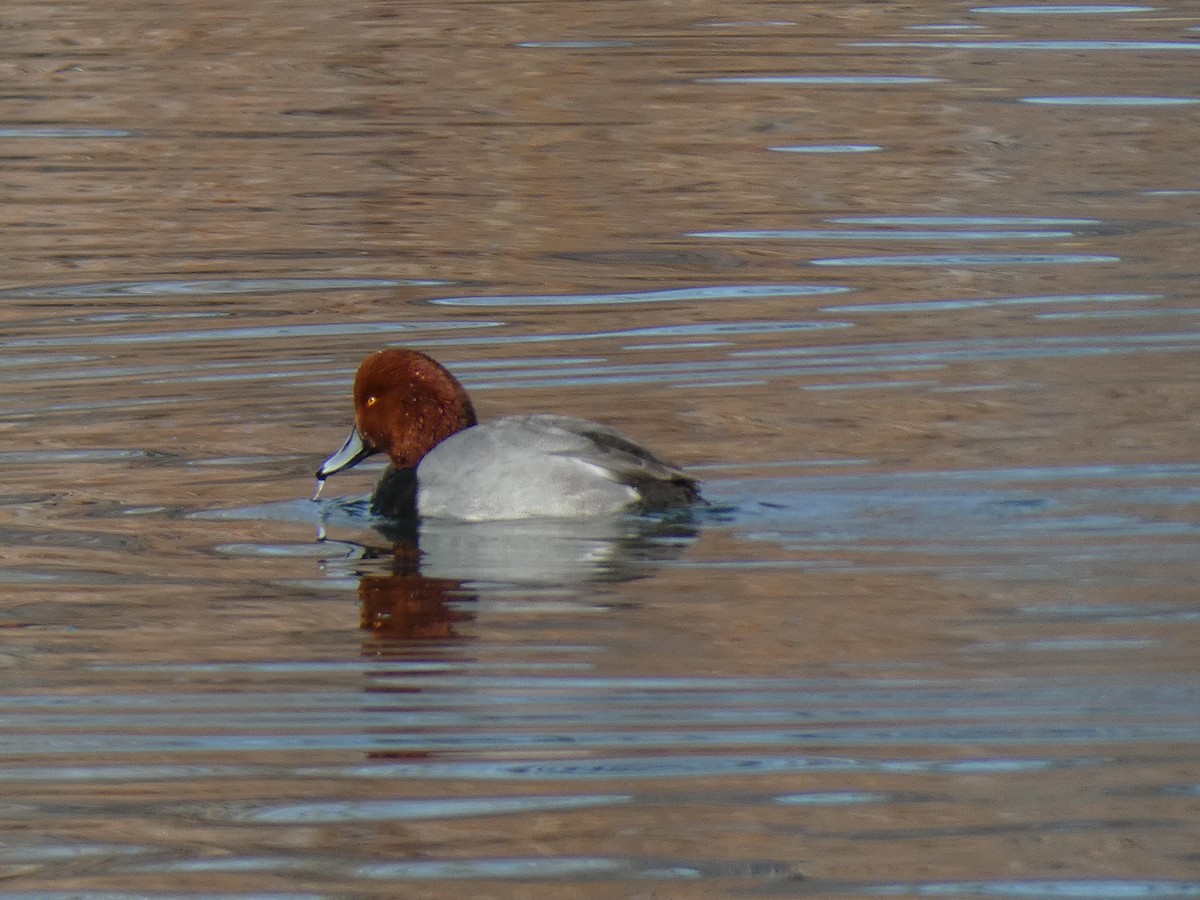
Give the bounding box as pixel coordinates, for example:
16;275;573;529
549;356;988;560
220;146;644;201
313;426;374;500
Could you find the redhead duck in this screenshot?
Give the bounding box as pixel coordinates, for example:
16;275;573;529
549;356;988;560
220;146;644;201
315;348;702;520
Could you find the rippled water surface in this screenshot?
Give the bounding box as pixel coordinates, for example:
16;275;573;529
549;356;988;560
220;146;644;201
3;0;1200;896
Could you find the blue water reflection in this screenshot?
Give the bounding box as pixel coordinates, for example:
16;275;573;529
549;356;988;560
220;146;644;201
0;277;431;299
838;881;1200;898
431;284;851;307
972;5;1157;12
692;229;1075;240
699;76;944;85
856;41;1200;51
770;144;884;153
1022;96;1200;105
811;254;1120;266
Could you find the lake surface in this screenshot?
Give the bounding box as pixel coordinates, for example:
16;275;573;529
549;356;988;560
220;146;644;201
3;0;1200;896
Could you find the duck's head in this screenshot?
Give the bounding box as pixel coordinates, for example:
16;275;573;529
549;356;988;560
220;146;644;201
315;348;477;484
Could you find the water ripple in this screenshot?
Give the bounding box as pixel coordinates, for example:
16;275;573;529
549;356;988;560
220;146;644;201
770;144;884;153
2;723;1193;755
3;320;499;348
839;880;1200;898
811;254;1119;266
0;893;318;900
822;293;1157;314
698;75;943;85
0;754;1098;784
1022;96;1200;106
776;790;893;805
0;126;135;138
130;854;780;880
430;284;851;307
0;277;433;299
517;40;637;49
854;41;1200;51
972;4;1157;12
0;449;147;464
410;319;852;353
228;793;632;824
691;229;1074;240
828;216;1101;226
7;672;1200;752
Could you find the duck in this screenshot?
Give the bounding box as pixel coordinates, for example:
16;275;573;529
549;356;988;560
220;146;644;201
315;348;702;520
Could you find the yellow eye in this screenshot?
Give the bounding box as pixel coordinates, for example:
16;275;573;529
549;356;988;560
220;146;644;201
365;395;378;407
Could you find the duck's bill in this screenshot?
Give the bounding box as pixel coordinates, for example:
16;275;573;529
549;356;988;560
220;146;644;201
315;426;375;483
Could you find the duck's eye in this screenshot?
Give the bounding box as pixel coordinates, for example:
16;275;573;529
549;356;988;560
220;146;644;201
365;395;378;408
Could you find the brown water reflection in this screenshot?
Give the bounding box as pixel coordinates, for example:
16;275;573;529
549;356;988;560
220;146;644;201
356;541;469;642
2;0;1200;895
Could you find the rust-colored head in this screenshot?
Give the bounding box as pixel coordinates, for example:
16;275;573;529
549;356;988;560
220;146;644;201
316;348;477;485
351;348;477;468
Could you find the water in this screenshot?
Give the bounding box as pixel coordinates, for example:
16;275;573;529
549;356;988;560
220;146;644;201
2;0;1199;895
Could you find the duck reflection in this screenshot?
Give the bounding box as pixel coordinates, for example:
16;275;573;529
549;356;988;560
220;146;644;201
311;510;705;766
320;510;702;644
354;539;473;640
